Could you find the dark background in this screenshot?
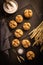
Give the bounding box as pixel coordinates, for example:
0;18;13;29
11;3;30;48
0;0;43;65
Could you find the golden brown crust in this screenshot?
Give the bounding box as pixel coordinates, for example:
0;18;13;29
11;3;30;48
15;15;23;23
24;9;33;18
12;39;20;47
9;20;17;29
14;29;23;38
22;39;31;48
26;51;35;60
23;22;31;30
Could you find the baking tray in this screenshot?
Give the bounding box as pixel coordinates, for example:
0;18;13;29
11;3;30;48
6;4;42;64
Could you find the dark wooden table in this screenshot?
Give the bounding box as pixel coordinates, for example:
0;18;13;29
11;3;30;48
0;0;43;65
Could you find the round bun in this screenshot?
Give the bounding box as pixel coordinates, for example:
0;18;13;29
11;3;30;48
26;51;35;60
12;39;20;47
9;20;17;29
23;22;31;30
15;15;23;23
22;39;31;48
14;29;23;38
24;9;33;18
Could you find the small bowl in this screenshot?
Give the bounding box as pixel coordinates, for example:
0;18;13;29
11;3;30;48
3;1;18;14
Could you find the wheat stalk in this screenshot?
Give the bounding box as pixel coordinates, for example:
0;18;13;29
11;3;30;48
29;21;43;46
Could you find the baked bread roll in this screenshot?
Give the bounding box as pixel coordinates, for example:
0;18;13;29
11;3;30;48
24;9;33;18
22;39;31;48
15;15;23;23
14;29;23;38
26;51;35;60
23;22;31;30
9;20;17;29
12;39;20;47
